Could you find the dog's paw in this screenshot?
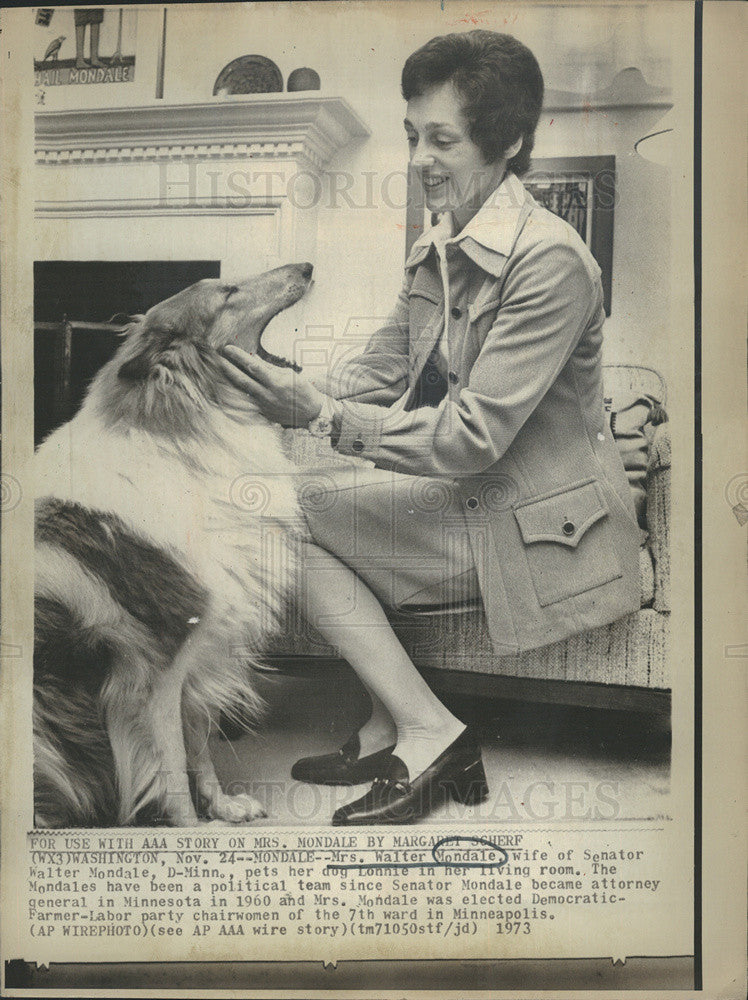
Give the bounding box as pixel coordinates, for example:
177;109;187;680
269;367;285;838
208;792;267;823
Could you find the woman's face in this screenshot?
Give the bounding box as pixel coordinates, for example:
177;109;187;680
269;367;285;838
404;80;507;229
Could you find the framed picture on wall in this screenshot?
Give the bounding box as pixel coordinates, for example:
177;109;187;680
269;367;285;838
525;155;615;315
406;154;615;316
33;7;138;90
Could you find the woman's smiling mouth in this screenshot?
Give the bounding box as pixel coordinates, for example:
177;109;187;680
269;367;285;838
422;175;448;190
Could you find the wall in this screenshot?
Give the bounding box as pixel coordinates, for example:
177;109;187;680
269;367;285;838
532;107;673;372
34;1;690;382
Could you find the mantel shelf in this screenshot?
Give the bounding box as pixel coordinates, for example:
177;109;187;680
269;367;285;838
35;94;371;170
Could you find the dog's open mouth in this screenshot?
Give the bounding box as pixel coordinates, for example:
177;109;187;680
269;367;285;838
257;343;302;373
254;279;314;374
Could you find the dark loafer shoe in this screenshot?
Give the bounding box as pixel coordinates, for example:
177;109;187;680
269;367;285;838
331;728;488;825
291;734;396;786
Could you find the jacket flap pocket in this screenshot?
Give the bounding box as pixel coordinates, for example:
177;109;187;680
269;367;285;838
514;480;609;548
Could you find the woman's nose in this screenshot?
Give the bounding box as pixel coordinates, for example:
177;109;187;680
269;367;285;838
411;147;436;169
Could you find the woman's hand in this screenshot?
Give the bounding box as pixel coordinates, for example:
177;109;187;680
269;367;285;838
219;345;325;427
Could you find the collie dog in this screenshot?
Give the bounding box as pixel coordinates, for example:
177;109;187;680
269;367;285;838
34;263;313;827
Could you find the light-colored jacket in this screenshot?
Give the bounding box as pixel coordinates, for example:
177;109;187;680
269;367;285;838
320;172;642;654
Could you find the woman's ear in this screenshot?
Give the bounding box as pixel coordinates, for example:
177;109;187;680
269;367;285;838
504;136;523;161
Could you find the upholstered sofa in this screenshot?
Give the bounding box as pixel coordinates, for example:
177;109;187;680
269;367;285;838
269;365;671;712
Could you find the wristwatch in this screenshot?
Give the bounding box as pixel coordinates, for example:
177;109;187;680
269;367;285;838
307;395;340;438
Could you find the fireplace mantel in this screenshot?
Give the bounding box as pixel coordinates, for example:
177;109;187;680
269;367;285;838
35;95;370;170
34;96;371;275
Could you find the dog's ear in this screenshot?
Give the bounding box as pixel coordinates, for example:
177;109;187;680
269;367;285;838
118;335;213;394
117;351;153;382
118;346;180;384
117;313;177;382
109;312;145;327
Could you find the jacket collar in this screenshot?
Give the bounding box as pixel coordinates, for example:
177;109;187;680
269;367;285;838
405;170;532;276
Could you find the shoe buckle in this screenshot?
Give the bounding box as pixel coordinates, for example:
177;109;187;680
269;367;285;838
373;776;409;794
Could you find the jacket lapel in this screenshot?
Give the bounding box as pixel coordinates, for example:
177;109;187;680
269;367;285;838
407;260;445;390
404;179;534;397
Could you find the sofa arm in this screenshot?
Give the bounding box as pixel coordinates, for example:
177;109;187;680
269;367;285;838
646;422;671;612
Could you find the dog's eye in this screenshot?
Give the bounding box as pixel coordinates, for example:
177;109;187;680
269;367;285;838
224;285;239;299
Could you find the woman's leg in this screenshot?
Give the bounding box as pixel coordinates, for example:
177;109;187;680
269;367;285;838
299;540;466;779
356;688;396;757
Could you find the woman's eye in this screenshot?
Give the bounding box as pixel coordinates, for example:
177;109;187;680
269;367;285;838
434;138;455;148
406;134;417;146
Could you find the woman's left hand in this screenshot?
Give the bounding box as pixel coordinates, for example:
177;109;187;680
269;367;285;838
219;345;325;427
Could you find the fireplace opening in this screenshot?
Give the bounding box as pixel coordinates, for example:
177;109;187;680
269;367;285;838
34;260;220;444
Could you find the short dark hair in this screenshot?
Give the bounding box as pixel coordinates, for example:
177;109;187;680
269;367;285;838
401;30;544;176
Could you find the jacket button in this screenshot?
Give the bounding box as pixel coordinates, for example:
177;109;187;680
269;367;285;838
562;520;576;536
466;496;479;510
450;306;462;319
352;439;365;452
448;371;459;383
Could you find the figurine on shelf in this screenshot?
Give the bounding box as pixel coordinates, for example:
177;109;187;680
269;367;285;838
287;67;321;91
213;55;283;95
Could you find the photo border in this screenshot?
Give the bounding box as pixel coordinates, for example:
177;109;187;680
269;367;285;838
2;0;728;993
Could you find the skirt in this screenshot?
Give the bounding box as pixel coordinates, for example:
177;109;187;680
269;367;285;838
298;465;481;612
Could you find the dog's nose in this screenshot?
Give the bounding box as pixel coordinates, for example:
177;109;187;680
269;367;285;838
300;262;313;279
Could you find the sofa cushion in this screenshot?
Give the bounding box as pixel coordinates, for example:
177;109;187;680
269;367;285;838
639;541;655;606
386;607;669;689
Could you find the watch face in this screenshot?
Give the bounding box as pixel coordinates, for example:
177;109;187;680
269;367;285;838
309;417;331;438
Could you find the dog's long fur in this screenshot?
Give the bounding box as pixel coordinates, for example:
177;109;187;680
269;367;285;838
34;264;312;827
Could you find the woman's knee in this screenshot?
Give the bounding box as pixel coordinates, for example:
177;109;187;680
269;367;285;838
298;538;357;583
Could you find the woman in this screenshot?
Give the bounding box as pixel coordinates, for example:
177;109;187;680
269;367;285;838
220;30;642;825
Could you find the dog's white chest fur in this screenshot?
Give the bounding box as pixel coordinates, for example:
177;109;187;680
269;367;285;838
35;402;302;621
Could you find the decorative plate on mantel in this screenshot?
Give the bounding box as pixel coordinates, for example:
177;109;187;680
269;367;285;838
213;55;283;95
